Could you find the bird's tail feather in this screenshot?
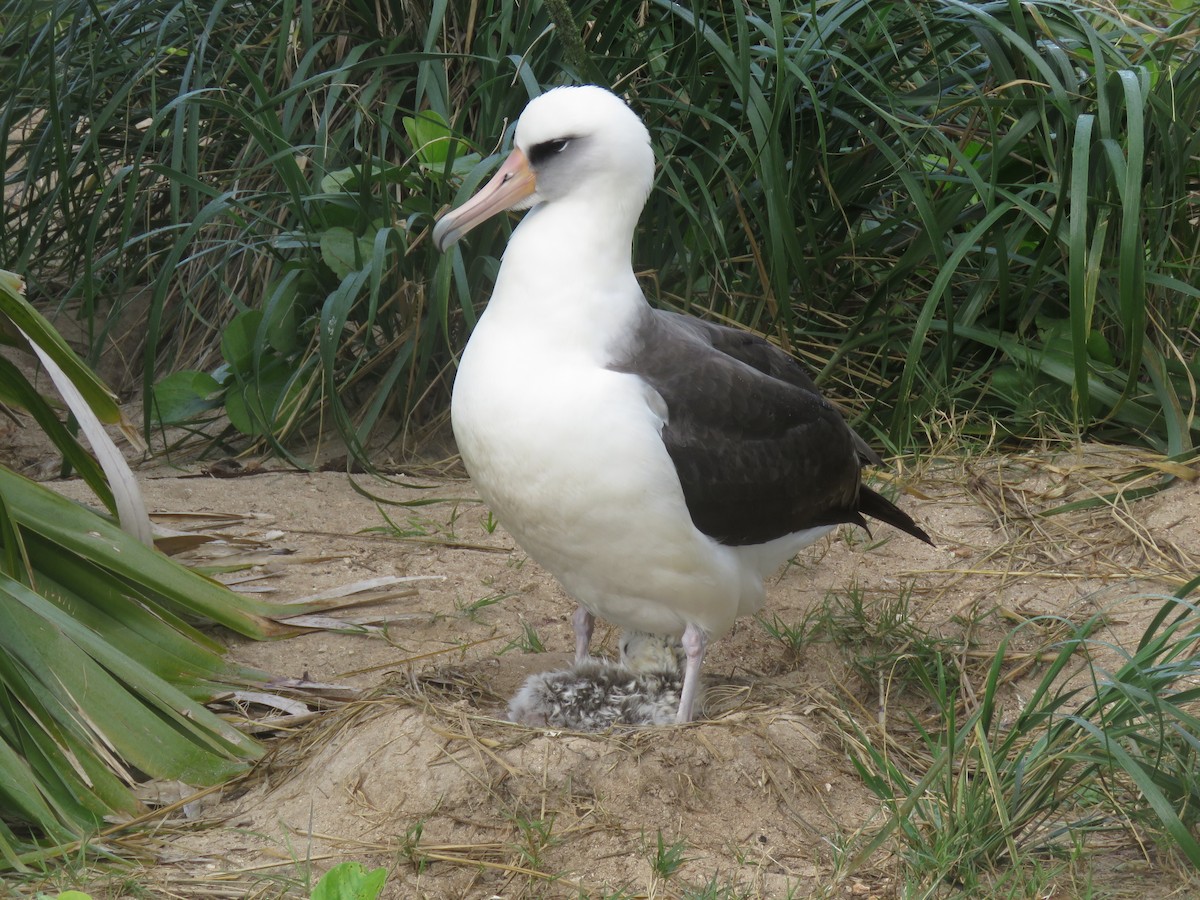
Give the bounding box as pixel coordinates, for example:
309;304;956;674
859;485;933;546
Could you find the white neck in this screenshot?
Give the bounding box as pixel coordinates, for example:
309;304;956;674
480;195;646;361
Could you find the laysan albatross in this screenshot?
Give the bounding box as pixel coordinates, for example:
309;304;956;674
433;85;931;724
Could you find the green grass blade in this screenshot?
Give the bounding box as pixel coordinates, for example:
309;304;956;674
1068;113;1095;429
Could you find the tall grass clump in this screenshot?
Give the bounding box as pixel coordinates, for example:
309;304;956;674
846;578;1200;892
1;0;1197;459
1;0;541;459
624;0;1200;453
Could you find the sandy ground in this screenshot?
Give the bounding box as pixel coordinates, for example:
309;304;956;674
3;410;1200;896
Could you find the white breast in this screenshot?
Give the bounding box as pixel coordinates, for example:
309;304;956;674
454;313;756;635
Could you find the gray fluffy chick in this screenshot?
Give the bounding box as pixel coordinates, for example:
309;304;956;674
507;631;695;729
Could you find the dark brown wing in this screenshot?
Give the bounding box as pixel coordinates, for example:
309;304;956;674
610;310;931;547
658;312;884;468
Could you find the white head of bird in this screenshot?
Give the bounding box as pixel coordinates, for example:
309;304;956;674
432;86;654;254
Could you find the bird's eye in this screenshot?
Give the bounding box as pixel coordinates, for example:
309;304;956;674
528;138;573;166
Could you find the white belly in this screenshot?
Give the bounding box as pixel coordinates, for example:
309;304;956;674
452;324;760;637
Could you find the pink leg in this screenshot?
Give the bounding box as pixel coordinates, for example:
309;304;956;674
676;623;708;724
572;606;594;662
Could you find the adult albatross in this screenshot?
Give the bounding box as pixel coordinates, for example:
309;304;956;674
433;85;931;724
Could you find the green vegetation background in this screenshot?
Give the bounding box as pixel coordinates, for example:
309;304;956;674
3;0;1196;461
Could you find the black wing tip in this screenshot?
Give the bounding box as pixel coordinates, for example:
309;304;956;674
907;522;936;547
858;485;935;547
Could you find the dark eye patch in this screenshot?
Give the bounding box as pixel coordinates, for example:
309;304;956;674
527;137;574;167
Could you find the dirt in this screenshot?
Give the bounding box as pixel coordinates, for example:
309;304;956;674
6;423;1200;897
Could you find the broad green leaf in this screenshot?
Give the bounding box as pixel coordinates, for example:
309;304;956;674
1086;329;1115;366
319;165;359;193
225;359;304;437
152;370;224;425
264;275;302;355
319;160;414;194
320;226;375;280
404;110;453;166
403;112;480;177
220;309;264;375
311;861;388;900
